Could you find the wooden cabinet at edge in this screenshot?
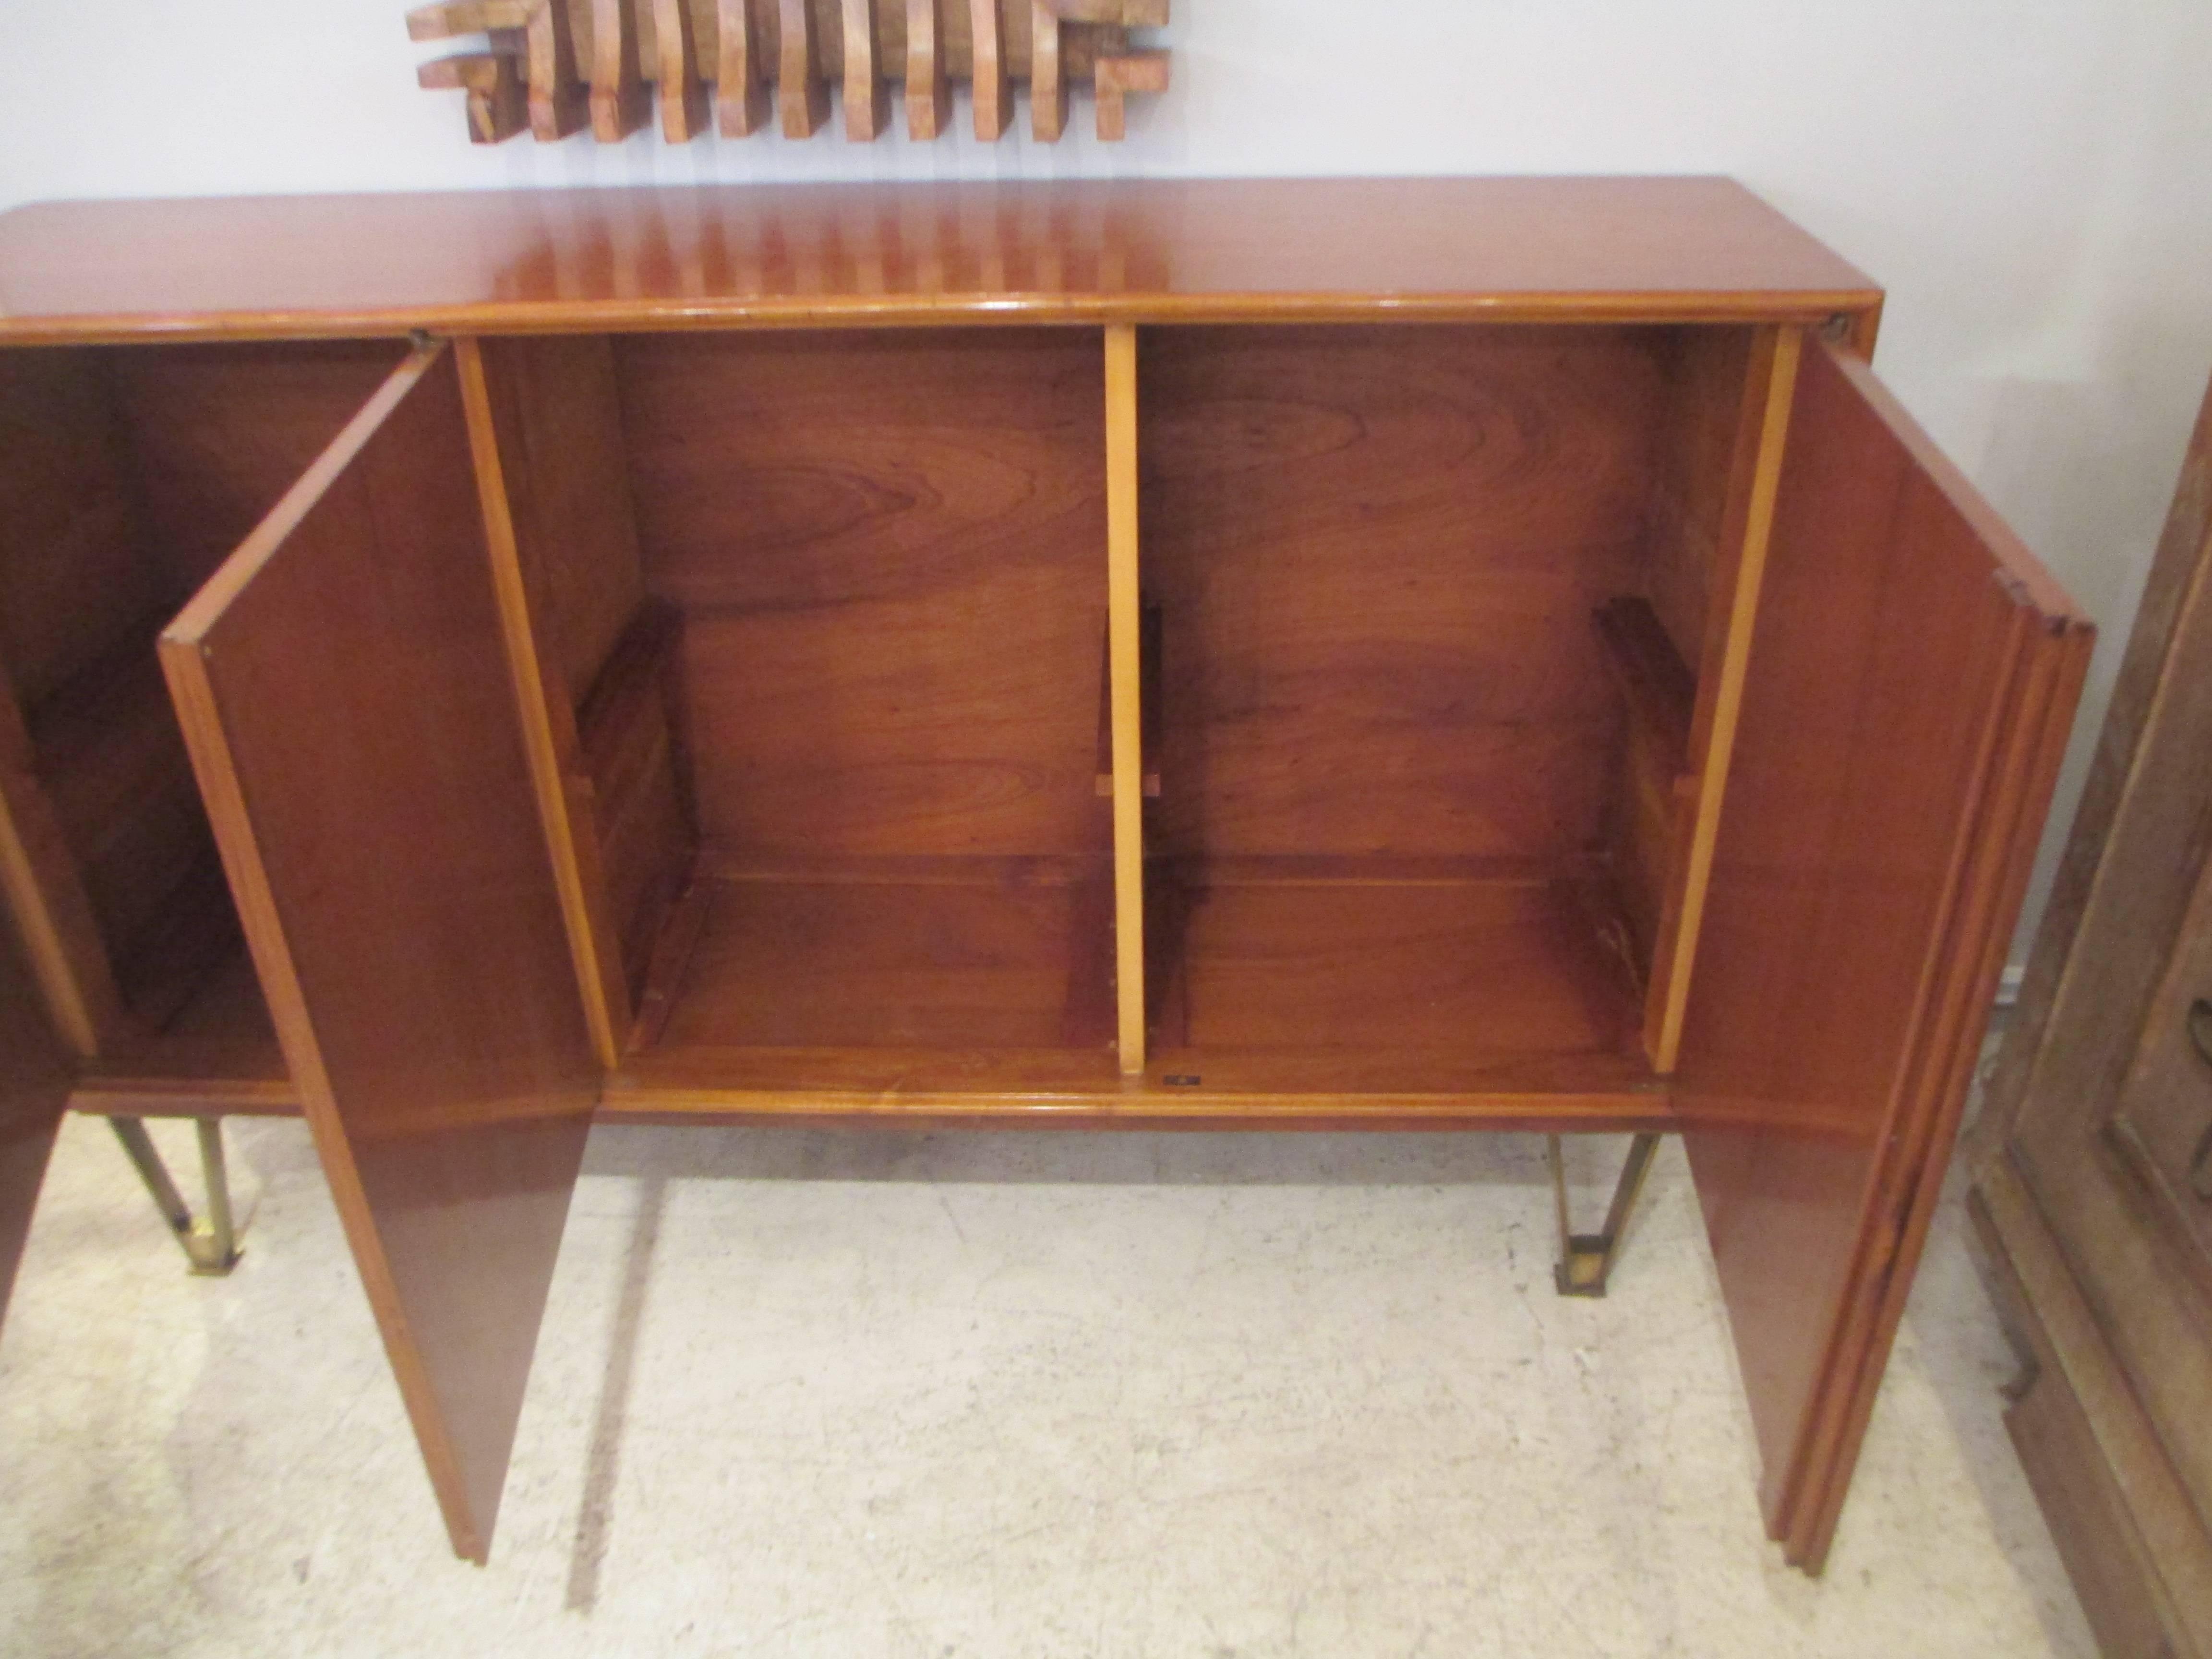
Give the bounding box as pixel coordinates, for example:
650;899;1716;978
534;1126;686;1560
0;179;2090;1572
1972;372;2212;1659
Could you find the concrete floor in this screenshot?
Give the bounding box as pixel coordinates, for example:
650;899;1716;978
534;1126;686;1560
0;1113;2093;1658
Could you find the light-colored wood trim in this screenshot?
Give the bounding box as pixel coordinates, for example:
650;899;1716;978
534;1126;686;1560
69;1077;299;1117
454;337;626;1070
599;1068;1676;1131
153;354;490;1562
1105;323;1145;1075
1644;325;1803;1070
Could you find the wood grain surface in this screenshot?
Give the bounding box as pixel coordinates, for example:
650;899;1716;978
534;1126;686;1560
1673;338;2090;1569
160;344;598;1564
114;340;409;597
1142;324;1664;864
620;328;1108;860
0;180;1880;343
639;859;1115;1053
1151;864;1641;1064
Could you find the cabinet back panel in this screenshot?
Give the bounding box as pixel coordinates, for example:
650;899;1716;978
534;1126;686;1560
618;331;1108;860
0;350;167;714
1141;325;1665;862
111;341;410;601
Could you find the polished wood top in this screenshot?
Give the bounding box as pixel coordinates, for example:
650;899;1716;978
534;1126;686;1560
0;178;1880;343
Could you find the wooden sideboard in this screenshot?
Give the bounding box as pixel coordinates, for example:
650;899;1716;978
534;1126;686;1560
0;178;2089;1571
1972;373;2212;1658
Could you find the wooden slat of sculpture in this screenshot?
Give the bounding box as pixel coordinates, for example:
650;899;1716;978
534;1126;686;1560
716;0;770;133
779;0;830;135
906;0;951;139
652;0;712;138
417;49;530;144
1094;48;1165;140
589;0;652;137
842;0;888;139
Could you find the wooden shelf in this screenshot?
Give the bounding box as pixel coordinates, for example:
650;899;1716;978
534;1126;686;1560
1150;857;1646;1063
618;854;1118;1070
605;854;1667;1128
71;946;295;1117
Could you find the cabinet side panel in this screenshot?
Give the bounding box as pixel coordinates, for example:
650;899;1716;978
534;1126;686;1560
480;336;649;705
1677;340;2089;1563
161;347;598;1563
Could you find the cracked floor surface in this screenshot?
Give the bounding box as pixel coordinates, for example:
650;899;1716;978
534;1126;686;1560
0;1116;2092;1657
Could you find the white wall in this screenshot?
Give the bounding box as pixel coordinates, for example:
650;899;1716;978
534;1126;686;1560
6;0;2212;955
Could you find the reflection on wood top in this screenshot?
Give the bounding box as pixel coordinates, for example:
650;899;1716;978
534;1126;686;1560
0;177;1880;342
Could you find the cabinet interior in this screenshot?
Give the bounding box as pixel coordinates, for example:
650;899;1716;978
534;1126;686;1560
0;321;1759;1118
481;322;1758;1113
0;340;405;1108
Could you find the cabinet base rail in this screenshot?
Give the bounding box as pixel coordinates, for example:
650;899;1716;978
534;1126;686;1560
1549;1132;1662;1298
107;1117;241;1275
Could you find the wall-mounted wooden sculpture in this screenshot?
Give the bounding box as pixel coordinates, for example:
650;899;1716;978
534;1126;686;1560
409;0;1170;144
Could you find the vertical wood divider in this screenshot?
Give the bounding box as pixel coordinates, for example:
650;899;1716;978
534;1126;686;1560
1645;325;1804;1070
1105;323;1146;1076
455;337;626;1071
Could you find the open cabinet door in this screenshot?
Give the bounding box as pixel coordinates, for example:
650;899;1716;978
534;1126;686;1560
159;342;598;1564
0;905;71;1326
1677;337;2092;1570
